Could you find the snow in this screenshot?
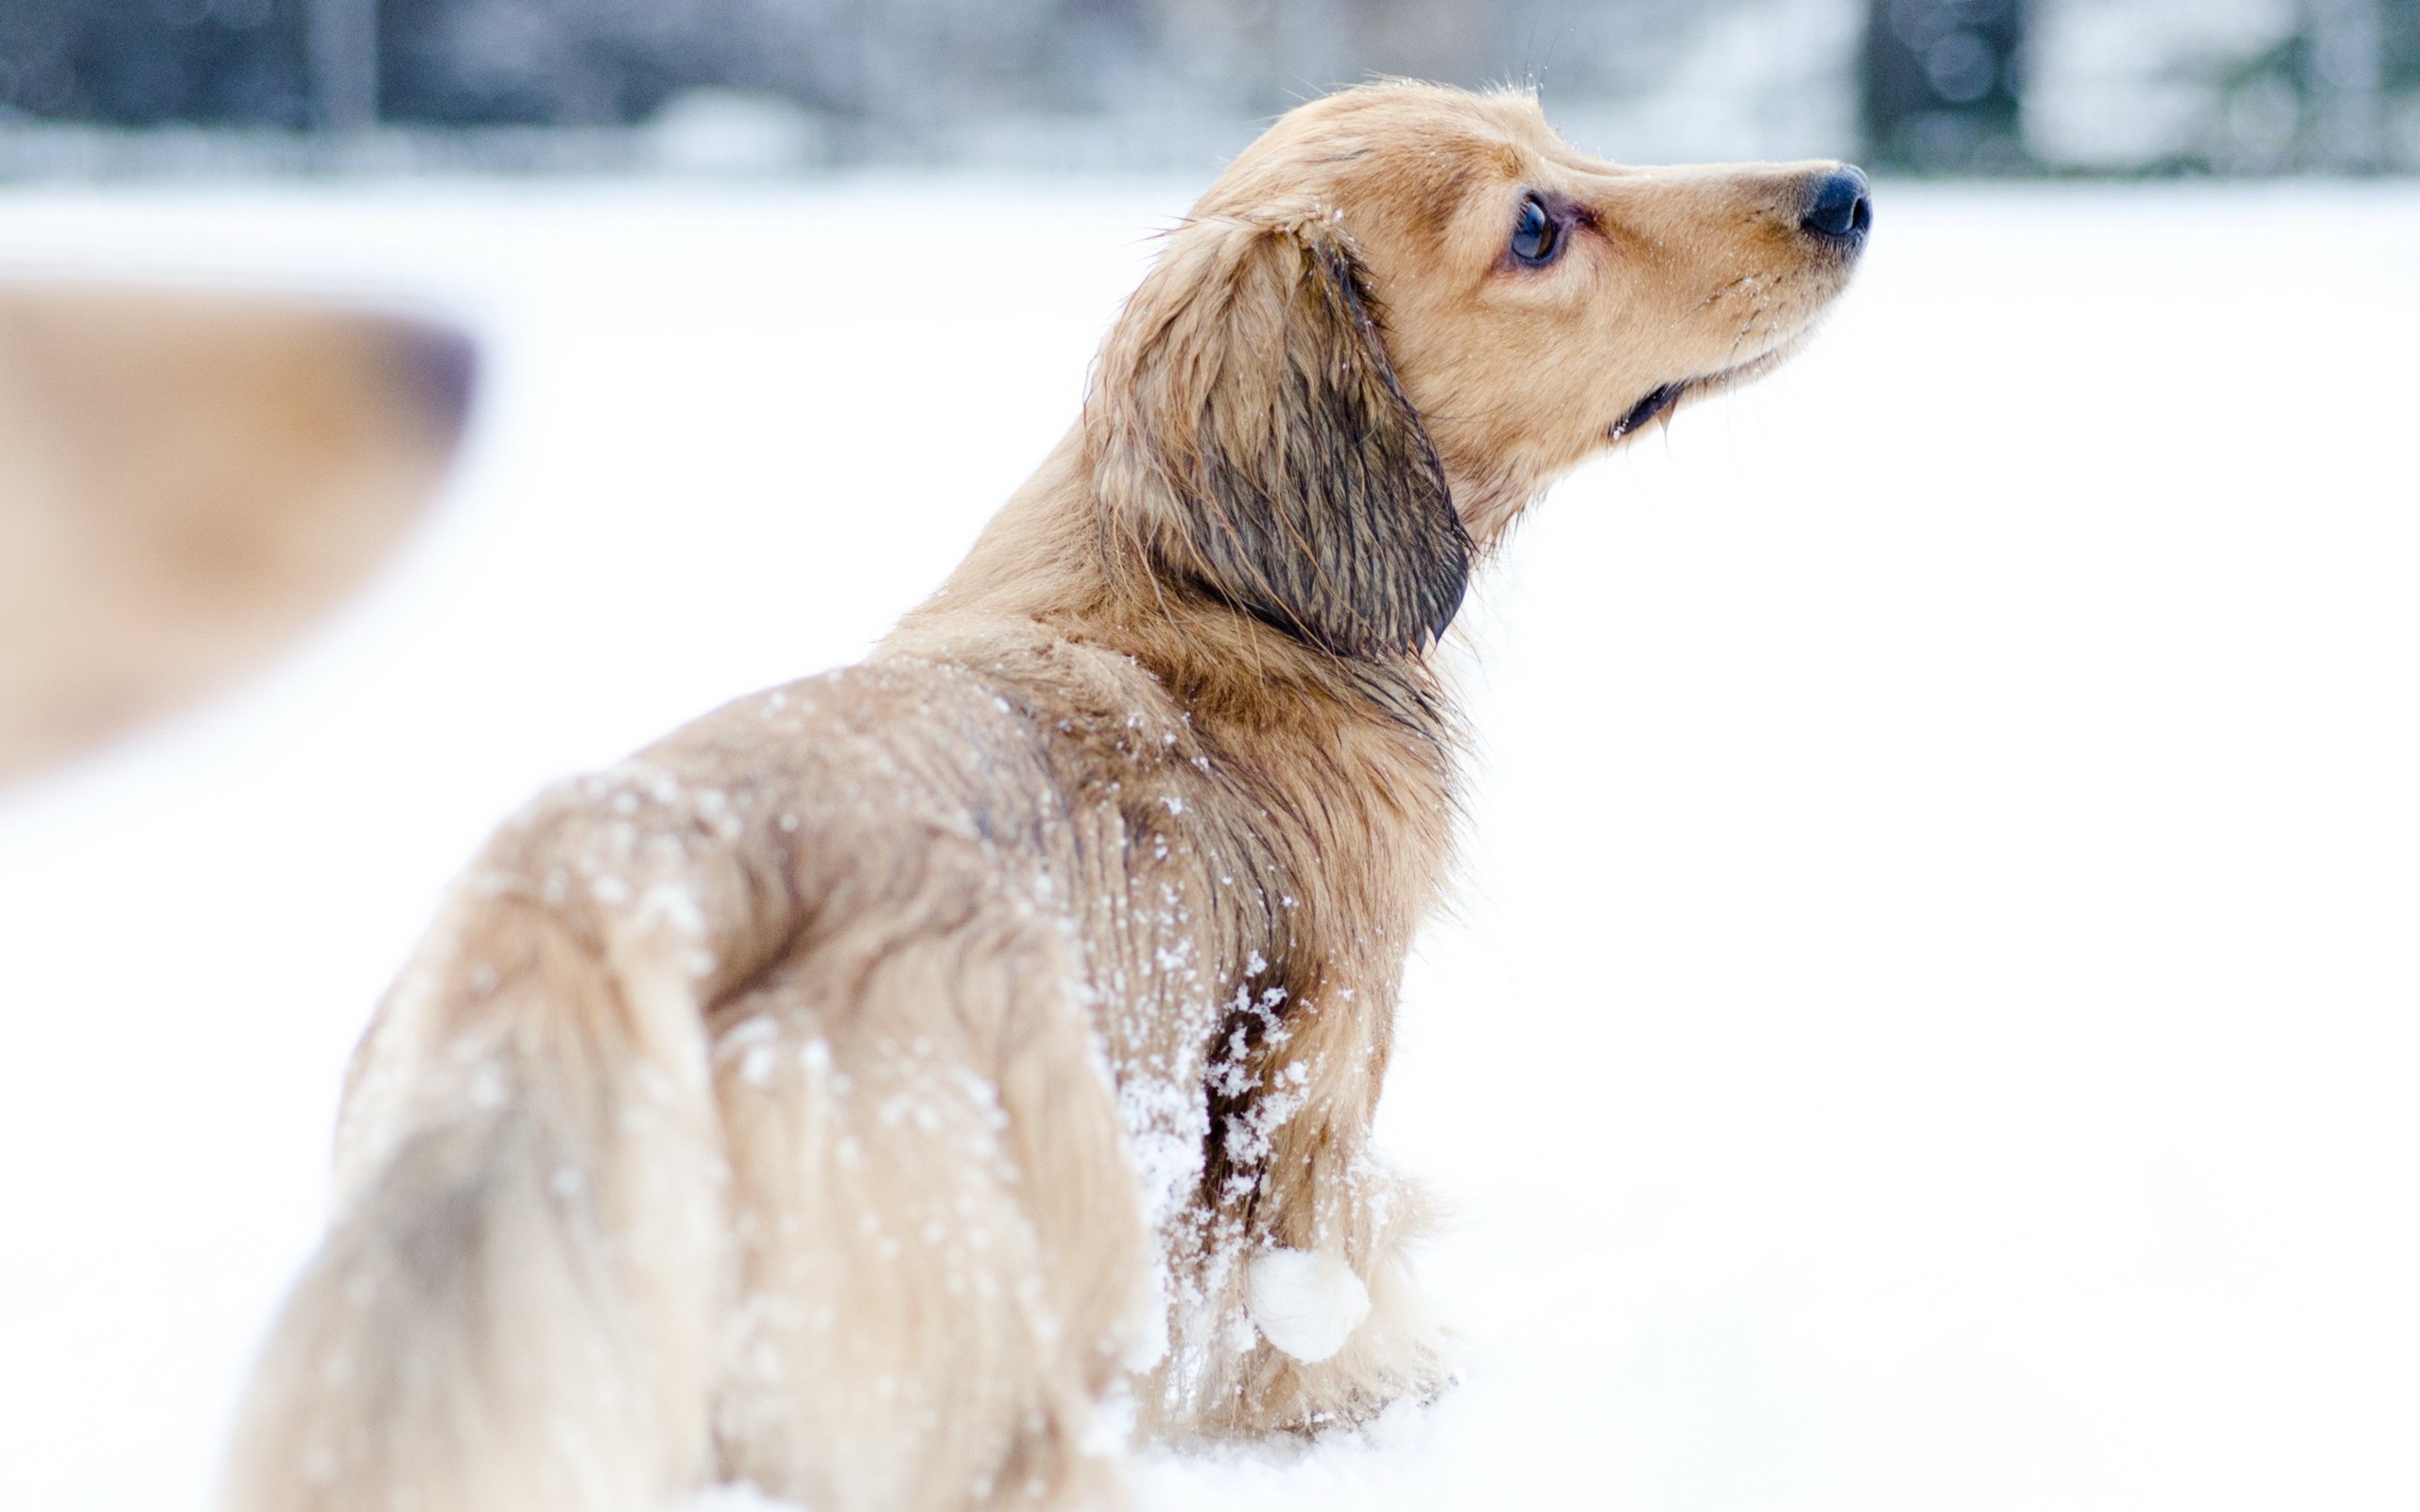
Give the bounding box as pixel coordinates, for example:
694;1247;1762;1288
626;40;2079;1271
2;173;2417;1512
1244;1247;1372;1364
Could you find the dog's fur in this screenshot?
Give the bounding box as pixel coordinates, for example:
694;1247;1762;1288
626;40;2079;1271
224;83;1863;1512
0;289;467;784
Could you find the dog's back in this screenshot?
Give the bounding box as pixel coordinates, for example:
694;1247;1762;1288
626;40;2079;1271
226;657;1155;1512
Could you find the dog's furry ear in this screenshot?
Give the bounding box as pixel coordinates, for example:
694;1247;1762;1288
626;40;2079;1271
1087;209;1471;660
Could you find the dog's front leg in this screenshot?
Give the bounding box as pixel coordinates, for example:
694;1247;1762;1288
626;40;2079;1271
1188;968;1455;1435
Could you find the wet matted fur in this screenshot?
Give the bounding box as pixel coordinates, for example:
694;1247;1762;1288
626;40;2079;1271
224;82;1867;1512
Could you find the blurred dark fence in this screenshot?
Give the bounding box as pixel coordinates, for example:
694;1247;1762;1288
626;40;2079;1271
0;0;311;128
1;0;2417;172
1863;0;2024;171
0;1;1694;132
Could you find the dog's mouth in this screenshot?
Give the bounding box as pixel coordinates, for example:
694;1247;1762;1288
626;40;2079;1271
1606;338;1810;444
1608;382;1685;440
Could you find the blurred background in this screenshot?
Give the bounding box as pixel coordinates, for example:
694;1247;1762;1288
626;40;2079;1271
0;0;2416;176
2;7;2416;1512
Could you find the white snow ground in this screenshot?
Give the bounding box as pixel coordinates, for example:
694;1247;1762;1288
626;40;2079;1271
1;175;2415;1512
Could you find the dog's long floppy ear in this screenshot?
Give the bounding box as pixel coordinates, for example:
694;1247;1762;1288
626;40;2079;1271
1087;208;1471;660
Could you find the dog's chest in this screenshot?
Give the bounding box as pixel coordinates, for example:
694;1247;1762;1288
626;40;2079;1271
1038;706;1450;1238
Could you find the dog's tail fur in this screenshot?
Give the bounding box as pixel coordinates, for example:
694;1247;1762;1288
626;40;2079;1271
223;788;763;1512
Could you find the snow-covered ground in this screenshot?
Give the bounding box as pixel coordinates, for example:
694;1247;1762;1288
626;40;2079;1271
2;174;2415;1512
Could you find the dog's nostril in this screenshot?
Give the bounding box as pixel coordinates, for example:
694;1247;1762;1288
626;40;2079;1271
1800;166;1873;241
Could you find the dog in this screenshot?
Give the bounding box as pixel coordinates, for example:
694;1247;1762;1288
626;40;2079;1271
0;289;467;783
222;80;1868;1512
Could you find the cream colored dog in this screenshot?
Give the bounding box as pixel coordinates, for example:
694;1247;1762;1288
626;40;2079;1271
225;81;1867;1512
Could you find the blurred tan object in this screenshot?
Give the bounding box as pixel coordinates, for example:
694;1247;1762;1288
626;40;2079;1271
0;285;472;784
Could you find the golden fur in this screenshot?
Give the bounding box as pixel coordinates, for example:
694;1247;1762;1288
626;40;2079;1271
0;288;468;784
224;82;1864;1512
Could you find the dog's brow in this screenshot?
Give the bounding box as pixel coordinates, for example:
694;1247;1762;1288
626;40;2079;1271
1531;188;1593;226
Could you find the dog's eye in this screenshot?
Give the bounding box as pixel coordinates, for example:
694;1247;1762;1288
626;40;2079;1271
1510;195;1560;266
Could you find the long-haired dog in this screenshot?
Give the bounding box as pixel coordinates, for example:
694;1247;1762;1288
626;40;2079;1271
224;81;1868;1512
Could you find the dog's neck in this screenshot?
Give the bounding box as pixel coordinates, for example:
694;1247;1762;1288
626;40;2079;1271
890;426;1467;1068
897;425;1463;765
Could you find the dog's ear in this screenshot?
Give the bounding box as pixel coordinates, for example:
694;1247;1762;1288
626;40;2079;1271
1087;209;1471;660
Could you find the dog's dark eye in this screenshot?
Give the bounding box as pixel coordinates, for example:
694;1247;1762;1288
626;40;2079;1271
1510;195;1560;266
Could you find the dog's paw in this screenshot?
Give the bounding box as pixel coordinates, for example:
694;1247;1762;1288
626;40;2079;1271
1244;1247;1370;1363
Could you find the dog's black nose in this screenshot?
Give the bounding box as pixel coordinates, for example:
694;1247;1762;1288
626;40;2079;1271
1800;166;1873;242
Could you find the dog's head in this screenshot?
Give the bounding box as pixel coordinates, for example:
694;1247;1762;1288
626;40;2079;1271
1087;81;1868;661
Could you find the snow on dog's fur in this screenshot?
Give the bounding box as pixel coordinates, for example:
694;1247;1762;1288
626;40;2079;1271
224;81;1866;1512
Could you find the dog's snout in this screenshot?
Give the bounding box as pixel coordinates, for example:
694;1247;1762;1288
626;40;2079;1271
1799;166;1873;244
